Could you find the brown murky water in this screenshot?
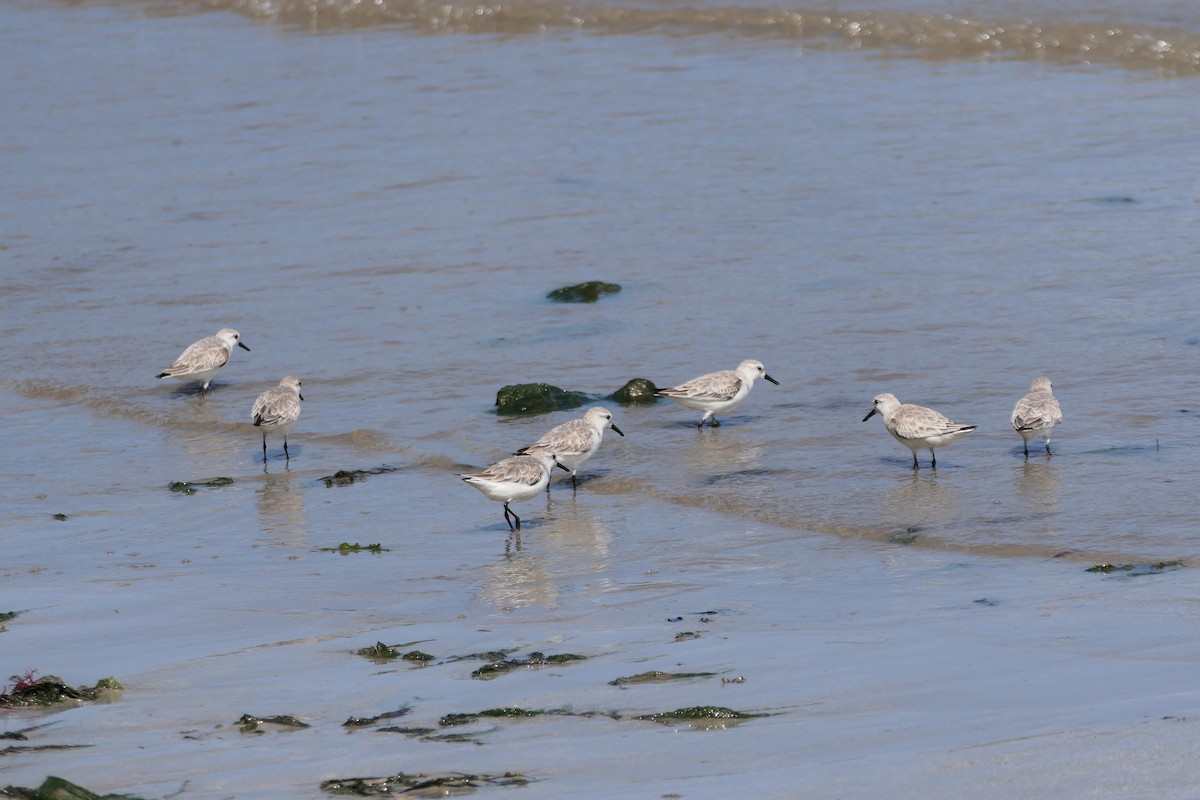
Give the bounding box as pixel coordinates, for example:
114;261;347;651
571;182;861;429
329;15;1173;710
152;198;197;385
3;0;1200;796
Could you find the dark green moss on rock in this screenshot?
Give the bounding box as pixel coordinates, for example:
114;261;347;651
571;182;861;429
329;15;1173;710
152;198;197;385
168;477;233;494
546;281;621;303
495;383;591;416
0;776;149;800
608;378;658;405
0;675;122;708
319;465;398;487
634;706;760;724
321;772;530;796
236;714;309;733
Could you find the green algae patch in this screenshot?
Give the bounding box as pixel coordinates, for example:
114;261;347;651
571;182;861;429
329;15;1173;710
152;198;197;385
236;714;310;733
471;651;586;679
321;772;530;796
0;611;17;633
1086;560;1183;576
52;513;68;521
168;477;233;494
355;643;433;663
357;641;399;660
495;383;592;416
0;674;122;708
609;378;659;405
674;631;701;642
343;707;411;728
0;776;150;800
320;465;399;487
321;542;389;555
634;706;761;728
547;281;621;303
439;707;548;727
609;670;720;686
374;726;486;744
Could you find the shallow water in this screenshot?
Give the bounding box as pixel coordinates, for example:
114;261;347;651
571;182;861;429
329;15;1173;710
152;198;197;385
3;0;1200;796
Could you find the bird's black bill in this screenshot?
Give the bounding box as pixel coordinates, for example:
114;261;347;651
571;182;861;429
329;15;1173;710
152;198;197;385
610;423;625;437
863;409;878;422
299;393;305;401
554;459;571;472
238;342;251;351
764;374;780;385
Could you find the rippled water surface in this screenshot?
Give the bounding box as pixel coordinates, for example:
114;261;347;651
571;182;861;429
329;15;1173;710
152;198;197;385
3;0;1200;796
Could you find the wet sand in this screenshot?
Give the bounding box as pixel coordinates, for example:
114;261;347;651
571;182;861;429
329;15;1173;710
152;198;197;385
4;0;1200;796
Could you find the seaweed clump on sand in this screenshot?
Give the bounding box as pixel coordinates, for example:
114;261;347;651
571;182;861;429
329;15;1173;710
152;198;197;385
494;384;591;416
168;477;233;494
546;281;621;303
320;542;389;555
1086;560;1183;576
321;772;530;796
633;706;761;728
354;642;435;663
608;378;658;405
236;714;310;733
0;672;122;708
320;465;399;487
471;651;586;679
608;670;719;686
0;776;149;799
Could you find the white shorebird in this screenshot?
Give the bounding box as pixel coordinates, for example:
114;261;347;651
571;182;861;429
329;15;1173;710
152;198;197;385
1011;376;1062;457
863;392;976;468
517;407;624;490
156;328;250;393
655;359;779;428
252;376;304;462
461;452;569;530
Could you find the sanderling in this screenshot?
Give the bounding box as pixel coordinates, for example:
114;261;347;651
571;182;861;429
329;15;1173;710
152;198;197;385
517;406;624;490
461;452;569;531
1011;376;1062;457
252;376;304;462
863;392;976;468
655;359;779;428
156;328;250;393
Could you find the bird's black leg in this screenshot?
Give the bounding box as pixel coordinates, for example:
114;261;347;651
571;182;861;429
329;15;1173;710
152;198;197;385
912;451;919;469
502;503;516;531
1045;441;1052;456
262;432;268;463
283;437;290;461
930;449;937;468
571;473;578;490
1023;442;1029;458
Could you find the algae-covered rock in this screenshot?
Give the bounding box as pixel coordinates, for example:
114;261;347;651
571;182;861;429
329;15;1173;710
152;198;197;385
546;281;621;303
609;378;658;405
471;651;586;679
168;477;233;494
320;465;398;487
609;670;719;686
0;776;150;800
439;707;544;727
321;772;530;796
321;542;388;555
495;383;592;416
356;642;399;660
0;674;122;708
1086;560;1183;576
634;706;759;725
343;707;411;728
236;713;309;733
